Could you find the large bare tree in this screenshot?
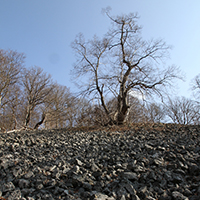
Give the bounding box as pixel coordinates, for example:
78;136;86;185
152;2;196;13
1;85;24;130
0;49;24;110
21;66;54;128
0;49;25;131
71;10;182;125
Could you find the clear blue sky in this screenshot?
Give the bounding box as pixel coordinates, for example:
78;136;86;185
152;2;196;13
1;0;200;99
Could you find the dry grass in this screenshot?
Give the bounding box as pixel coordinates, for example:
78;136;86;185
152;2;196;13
49;123;200;135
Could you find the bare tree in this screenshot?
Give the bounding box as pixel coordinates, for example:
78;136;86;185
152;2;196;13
21;66;54;128
0;49;24;110
44;84;75;129
0;49;25;131
165;96;200;125
144;102;166;123
191;73;200;100
2;85;24;130
71;10;182;125
71;98;93;127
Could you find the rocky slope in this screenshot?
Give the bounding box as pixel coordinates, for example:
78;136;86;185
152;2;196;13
0;124;200;200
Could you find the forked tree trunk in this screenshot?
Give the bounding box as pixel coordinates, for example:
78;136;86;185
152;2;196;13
115;101;130;125
114;84;130;125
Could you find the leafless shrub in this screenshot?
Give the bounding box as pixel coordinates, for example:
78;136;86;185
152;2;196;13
165;96;200;125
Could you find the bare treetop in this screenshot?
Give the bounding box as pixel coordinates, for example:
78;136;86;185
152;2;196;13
191;73;200;100
71;10;183;125
0;49;25;109
21;66;54;127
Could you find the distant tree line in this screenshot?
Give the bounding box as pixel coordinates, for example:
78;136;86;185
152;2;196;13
0;49;77;131
1;11;200;131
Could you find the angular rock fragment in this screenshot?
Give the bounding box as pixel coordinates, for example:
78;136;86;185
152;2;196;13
1;182;15;192
172;191;189;200
0;124;199;199
121;172;138;181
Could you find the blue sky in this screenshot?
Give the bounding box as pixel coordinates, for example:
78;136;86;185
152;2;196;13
1;0;200;99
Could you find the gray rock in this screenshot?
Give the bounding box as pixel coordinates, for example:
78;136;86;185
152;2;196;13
82;182;92;191
7;189;21;200
37;183;44;190
91;162;101;172
0;124;199;199
27;197;35;200
146;197;157;200
188;163;199;175
1;182;15;192
159;191;171;200
172;191;189;200
18;179;30;188
21;188;35;196
92;192;110;200
172;173;184;183
121;172;138;180
24;171;34;178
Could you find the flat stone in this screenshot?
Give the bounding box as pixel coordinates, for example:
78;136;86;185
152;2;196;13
121;172;138;180
93;192;110;200
172;191;189;200
24;171;34;178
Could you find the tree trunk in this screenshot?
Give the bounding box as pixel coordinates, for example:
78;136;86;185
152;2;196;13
34;113;46;129
114;94;130;125
116;106;129;125
24;106;31;127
